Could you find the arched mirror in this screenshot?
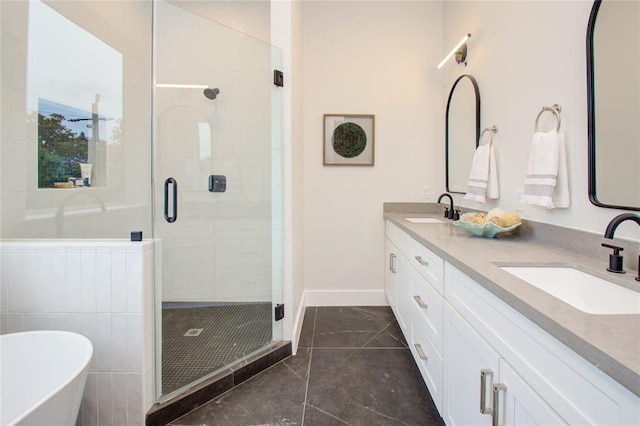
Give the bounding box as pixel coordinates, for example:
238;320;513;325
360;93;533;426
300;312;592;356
446;74;480;194
587;0;640;211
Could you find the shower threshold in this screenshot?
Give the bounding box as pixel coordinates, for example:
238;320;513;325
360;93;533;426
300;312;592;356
147;340;291;426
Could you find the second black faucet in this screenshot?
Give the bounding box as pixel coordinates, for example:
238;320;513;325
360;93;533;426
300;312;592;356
602;213;640;281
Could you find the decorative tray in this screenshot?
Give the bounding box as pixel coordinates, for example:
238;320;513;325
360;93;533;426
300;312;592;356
453;213;521;238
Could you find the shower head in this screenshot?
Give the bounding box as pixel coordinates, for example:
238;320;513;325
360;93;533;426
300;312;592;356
203;88;220;100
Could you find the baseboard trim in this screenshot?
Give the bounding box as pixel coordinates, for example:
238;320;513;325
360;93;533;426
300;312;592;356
290;292;307;355
305;290;388;307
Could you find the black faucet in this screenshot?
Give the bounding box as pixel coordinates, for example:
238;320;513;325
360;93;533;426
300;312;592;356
602;213;640;281
437;193;458;220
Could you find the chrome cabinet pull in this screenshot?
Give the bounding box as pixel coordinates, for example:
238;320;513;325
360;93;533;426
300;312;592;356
480;369;494;414
492;383;506;426
413;295;428;309
414;256;429;266
413;343;428;361
390;253;397;273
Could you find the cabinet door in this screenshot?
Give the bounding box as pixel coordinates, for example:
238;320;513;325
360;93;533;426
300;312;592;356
384;238;398;312
497;360;567;426
443;302;499;426
395;252;411;334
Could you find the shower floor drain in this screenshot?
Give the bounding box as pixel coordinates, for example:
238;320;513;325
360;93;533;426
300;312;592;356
184;328;204;337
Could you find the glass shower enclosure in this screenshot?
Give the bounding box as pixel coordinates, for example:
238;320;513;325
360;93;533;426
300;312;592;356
154;2;283;398
0;0;282;403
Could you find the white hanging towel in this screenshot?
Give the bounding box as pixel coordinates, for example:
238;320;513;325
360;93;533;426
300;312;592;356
522;130;569;208
464;143;499;203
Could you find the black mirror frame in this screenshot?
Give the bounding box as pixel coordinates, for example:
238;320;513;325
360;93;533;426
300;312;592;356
445;74;481;194
586;0;640;211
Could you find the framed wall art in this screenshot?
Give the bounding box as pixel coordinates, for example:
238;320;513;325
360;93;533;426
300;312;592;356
323;114;375;166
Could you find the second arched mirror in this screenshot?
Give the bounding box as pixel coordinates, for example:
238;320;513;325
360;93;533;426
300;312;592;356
446;74;480;194
587;0;640;210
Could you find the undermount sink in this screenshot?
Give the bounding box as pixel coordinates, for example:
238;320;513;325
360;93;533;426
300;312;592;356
405;217;445;224
500;266;640;315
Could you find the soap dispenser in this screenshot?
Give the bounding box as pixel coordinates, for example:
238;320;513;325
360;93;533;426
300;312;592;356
601;243;624;274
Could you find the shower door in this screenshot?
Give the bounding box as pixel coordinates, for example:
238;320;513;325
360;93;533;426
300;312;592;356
154;1;283;398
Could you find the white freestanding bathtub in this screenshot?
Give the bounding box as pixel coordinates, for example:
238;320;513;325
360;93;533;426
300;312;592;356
0;331;93;426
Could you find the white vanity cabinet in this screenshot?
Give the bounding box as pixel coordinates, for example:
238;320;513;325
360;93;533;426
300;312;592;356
409;314;444;411
385;222;415;333
395;253;412;333
384;228;412;332
445;262;640;426
384;220;640;426
384;238;398;312
385;222;445;411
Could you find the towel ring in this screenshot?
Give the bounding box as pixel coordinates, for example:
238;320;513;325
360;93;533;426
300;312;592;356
534;104;561;132
479;125;498;147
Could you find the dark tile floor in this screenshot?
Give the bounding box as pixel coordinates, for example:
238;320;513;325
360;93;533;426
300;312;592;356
170;306;444;425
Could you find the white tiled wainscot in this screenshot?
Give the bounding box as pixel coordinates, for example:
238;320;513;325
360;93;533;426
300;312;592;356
0;240;155;426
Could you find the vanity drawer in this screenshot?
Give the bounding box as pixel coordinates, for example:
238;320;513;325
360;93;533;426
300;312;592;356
410;268;443;355
410;317;443;413
410;238;444;294
386;222;413;256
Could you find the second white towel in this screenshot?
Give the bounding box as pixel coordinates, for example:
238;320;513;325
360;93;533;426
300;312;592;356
522;130;569;209
464;143;499;204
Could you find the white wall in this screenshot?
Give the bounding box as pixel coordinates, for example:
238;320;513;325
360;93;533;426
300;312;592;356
302;1;444;301
443;0;639;242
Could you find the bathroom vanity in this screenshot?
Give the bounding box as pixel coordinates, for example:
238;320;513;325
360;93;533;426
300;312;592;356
383;205;640;425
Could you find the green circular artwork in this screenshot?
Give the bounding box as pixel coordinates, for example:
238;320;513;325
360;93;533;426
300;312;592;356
332;122;367;158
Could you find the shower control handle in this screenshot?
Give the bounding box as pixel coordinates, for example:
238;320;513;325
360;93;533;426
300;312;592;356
164;177;177;223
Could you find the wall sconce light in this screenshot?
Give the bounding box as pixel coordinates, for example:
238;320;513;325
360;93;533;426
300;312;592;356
156;83;220;100
437;33;471;69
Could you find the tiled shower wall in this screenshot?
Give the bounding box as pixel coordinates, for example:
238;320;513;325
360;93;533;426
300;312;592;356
0;240;155;426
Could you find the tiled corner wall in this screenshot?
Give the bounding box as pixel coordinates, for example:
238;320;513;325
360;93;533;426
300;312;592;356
0;240;155;426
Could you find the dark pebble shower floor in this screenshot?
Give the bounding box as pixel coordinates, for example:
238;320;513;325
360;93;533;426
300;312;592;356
161;302;272;394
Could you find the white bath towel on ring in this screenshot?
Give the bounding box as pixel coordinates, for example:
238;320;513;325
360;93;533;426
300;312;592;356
522;130;569;208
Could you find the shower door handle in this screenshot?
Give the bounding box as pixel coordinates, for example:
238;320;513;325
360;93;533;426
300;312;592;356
164;177;177;223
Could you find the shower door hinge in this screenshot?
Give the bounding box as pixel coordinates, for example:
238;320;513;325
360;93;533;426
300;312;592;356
275;304;285;321
273;70;284;87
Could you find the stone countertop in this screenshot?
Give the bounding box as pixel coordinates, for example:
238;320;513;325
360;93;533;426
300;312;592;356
383;210;640;398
